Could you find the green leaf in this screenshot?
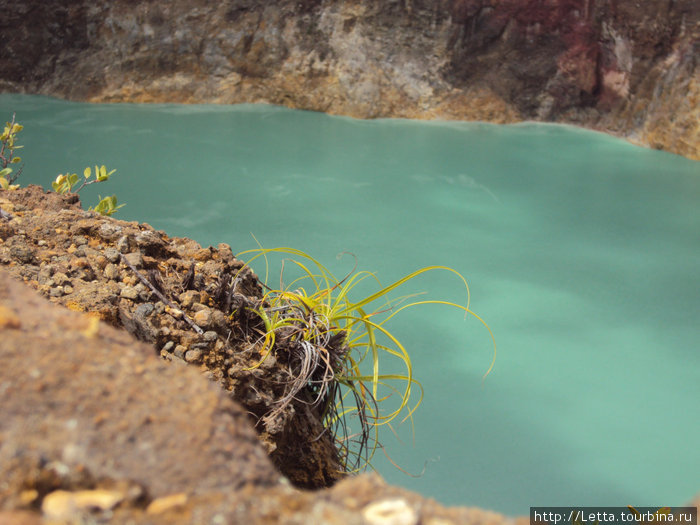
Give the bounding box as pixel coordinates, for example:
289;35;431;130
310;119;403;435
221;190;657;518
96;165;110;181
84;166;91;179
0;176;8;189
91;195;124;216
11;156;21;163
0;167;12;178
68;173;79;187
52;174;70;194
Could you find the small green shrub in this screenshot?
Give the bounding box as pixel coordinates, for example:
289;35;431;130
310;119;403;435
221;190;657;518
52;165;124;216
0;113;23;190
90;195;124;216
235;245;496;472
0;112;124;216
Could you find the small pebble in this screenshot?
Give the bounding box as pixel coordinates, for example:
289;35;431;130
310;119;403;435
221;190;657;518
120;286;138;300
53;272;70;285
210;309;227;331
37;268;53;285
362;499;417;525
162;341;175;353
135;230;163;249
211;514;227;525
104;263;119;280
42;489;125;520
203;331;218;342
146;493;188;515
123;251;143;268
135;303;155;318
174;345;186;360
49;286;64;297
166;307;183;319
10;245;35;264
19;489;38;505
194;248;212;261
179;290;200;309
193;308;212;328
185;349;202;363
104;247;120;263
98;222;122;241
116;235;132;254
63;284;73;294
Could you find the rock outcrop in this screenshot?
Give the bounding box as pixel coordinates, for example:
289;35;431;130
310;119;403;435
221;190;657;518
0;186;343;491
0;1;697;159
0;185;539;523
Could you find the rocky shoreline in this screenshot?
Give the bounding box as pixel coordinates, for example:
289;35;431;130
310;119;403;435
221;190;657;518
0;185;532;524
0;1;698;160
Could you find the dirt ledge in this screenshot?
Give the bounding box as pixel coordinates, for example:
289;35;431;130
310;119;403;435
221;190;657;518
0;185;343;490
0;254;538;525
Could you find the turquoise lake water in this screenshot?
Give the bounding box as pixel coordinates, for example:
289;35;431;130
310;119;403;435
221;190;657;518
1;94;698;515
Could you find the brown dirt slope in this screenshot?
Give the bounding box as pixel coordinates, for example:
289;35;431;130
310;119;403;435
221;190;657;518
0;266;280;515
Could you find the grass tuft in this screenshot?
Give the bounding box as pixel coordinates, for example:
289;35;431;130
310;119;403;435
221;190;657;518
234;244;496;472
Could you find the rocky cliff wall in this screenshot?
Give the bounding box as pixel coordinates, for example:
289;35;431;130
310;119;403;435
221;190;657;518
0;0;697;159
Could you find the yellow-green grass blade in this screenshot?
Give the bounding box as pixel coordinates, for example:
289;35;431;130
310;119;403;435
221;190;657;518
372;299;497;380
337;265;471;317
